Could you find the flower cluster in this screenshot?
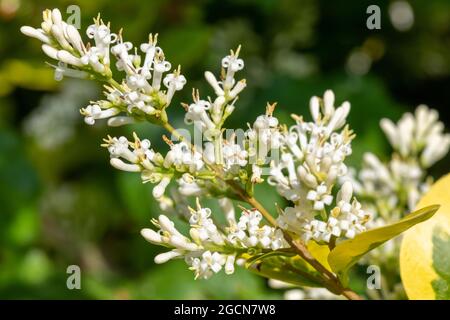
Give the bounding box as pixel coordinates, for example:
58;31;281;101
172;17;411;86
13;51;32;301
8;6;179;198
246;103;283;182
101;132;219;208
269;91;370;243
141;199;287;279
183;47;246;138
203;136;249;175
21;8;186;127
351;105;449;217
380;105;450;167
98;42;266;204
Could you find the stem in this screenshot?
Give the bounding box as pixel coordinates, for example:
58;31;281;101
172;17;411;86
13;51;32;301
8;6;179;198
230;183;278;227
214;135;224;165
328;236;337;250
162;122;185;142
342;289;364;300
106;77;123;91
283;226;363;299
238;193;363;299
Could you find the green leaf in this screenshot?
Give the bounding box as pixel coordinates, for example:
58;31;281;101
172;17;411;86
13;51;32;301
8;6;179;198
244;250;295;268
431;227;450;299
328;204;439;285
246;253;324;288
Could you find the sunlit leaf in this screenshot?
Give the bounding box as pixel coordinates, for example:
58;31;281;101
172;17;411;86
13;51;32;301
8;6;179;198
308;241;331;272
329;204;439;285
400;173;450;300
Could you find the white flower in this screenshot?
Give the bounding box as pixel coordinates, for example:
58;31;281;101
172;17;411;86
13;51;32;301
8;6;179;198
178;174;203;196
106;136;137;162
86;23;117;65
218;197;236;224
163;68;187;104
306;183;333;210
221;47;244;90
222;141;248;170
102;133;211;203
204;71;224;96
202;46;246;109
247;106;282;163
124;90;155;115
80;104;121;125
111;39;134;72
140;35;161;69
126;70;152;91
336;181;353;213
202;139;248;171
189;204;224;245
152;176;171;199
421;132;450;167
270;90;368;243
184;99;214;131
380;105;450;167
228;209;288;249
189;251;226;279
154;250;183;264
20;26;51;44
225;254;236;275
281;287;343;300
21;9;119;79
152;57;171;90
164;141;205;173
251;164;263;183
139;200;288;279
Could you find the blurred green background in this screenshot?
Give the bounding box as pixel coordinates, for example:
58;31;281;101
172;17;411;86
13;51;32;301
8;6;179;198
0;0;449;299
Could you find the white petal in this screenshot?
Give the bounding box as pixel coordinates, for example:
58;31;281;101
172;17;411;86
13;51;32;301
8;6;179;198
141;228;162;243
42;44;58;60
154;251;182;264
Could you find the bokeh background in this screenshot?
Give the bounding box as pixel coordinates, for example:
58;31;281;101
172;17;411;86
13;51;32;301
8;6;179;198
0;0;449;299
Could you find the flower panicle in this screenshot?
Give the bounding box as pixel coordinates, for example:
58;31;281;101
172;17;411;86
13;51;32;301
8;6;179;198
141;199;287;279
21;8;186;127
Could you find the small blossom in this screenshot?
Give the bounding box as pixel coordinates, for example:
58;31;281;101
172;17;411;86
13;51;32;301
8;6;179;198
139;201;288;280
307;183;333;210
163;67;187;104
80;104;120;125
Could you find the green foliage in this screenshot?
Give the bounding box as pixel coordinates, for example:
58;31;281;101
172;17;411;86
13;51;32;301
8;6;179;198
246;253;324;288
432;228;450;299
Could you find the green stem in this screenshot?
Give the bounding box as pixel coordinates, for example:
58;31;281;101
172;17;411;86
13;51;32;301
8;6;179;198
107;77;123;91
162;122;185;141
